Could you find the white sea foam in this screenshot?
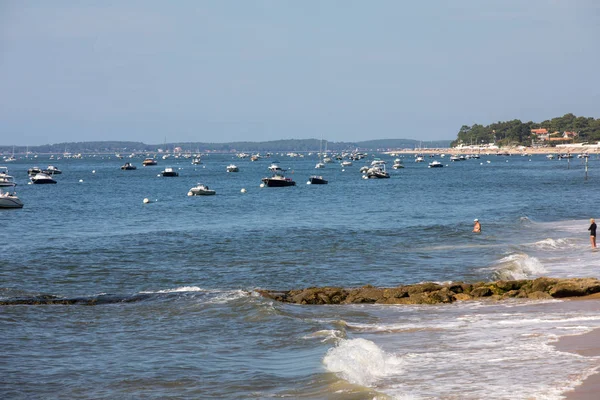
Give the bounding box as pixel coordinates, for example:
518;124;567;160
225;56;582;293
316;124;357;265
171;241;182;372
530;237;577;250
492;253;547;280
140;286;204;294
323;338;404;387
302;329;345;342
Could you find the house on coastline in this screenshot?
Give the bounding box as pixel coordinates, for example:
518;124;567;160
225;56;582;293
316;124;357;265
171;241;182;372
531;128;579;142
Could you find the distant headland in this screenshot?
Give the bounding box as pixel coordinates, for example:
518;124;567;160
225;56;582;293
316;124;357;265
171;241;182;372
0;139;451;155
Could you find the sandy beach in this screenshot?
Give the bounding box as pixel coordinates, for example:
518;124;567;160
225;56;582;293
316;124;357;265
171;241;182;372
555;296;600;399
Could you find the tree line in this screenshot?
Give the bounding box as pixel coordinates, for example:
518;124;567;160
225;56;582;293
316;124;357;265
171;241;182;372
451;113;600;147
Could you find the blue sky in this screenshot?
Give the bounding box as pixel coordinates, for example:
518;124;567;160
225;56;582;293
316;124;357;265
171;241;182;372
1;0;598;146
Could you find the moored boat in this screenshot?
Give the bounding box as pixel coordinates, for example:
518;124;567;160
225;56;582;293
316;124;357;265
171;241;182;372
307;175;328;185
428;160;444;168
226;164;239;172
160;167;179;177
262;172;296;187
188;184;216;196
43;165;62;174
30;172;57;184
142;158;157;166
0;167;16;187
0;187;23;208
121;162;137;170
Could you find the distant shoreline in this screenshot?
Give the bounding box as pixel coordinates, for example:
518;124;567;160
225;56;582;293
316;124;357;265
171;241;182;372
386;146;600;155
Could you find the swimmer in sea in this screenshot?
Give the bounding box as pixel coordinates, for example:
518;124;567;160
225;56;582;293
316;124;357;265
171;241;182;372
473;219;481;233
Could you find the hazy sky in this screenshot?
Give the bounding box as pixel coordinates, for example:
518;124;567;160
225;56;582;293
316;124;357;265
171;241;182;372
1;1;598;146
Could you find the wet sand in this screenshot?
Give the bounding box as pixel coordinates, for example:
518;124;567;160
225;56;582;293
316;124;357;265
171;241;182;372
555;296;600;399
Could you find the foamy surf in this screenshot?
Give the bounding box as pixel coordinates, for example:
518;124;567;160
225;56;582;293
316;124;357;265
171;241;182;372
323;338;404;387
490;253;547;280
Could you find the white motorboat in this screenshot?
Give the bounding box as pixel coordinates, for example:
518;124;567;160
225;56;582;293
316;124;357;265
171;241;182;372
0;187;23;208
0;167;16;187
188;184;216;196
392;159;404;169
191;157;202;165
341;160;352;167
30;172;57;184
43;165;62;174
315;162;325;169
226;164;239;172
268;162;285;172
428;160;444;168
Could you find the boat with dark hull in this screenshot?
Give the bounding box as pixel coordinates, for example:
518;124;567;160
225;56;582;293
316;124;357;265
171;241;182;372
30;172;57;184
121;162;137;170
161;167;179;177
262;172;296;187
308;175;328;185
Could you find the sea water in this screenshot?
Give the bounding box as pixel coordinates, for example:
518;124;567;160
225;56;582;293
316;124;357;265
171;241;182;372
1;152;599;399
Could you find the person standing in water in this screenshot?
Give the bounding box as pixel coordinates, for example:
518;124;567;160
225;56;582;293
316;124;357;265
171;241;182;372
473;219;481;233
589;218;597;249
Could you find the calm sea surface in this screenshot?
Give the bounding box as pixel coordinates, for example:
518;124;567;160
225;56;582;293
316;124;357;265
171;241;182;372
2;152;600;399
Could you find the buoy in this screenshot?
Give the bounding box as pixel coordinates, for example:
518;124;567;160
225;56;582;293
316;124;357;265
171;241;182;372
187;191;193;196
260;183;265;188
487;160;491;164
480;162;483;165
306;181;311;185
341;169;345;172
79;179;84;183
92;170;95;174
157;174;161;177
241;188;247;193
143;198;150;204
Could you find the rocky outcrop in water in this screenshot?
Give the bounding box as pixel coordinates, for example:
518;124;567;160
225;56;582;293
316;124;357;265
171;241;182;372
257;277;600;305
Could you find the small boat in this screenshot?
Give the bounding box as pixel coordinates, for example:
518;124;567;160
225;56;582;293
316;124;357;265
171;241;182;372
428;160;444;168
30;172;57;184
27;166;42;176
392;159;404;169
0;187;23;208
450;155;461;162
415;156;425;163
0;167;16;187
161;167;179;177
365;162;390;179
268;162;285;172
188;184;216;196
341;160;352;167
315;162;325;169
43;165;62;174
226;164;239;172
546;154;555;160
142;158;157;166
261;172;296;187
121;162;137;170
191;157;202;165
307;175;328;185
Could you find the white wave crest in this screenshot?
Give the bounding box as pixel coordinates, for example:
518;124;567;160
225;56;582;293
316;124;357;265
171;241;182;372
530;238;576;250
140;286;204;294
493;253;547;280
323;338;403;387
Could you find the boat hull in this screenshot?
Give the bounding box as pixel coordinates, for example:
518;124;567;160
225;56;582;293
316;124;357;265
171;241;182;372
308;176;328;184
0;195;23;208
262;178;296;187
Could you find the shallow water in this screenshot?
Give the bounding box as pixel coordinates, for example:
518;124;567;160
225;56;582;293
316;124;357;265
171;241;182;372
1;152;600;399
